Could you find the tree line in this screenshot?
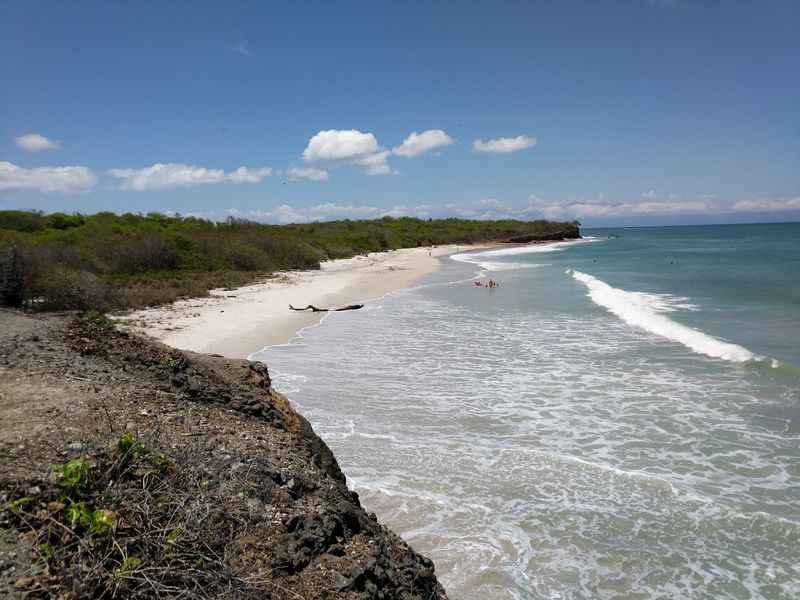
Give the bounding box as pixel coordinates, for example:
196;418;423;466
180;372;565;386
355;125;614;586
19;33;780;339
0;210;579;311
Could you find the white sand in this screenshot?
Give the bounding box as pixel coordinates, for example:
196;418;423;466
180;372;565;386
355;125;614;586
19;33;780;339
115;245;483;359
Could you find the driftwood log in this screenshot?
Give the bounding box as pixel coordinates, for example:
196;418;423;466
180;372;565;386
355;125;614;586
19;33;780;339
289;304;364;312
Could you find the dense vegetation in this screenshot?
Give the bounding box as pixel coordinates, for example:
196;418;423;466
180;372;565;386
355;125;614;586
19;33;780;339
0;210;579;311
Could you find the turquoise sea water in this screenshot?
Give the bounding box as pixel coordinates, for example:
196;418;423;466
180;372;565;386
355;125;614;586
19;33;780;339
254;223;800;599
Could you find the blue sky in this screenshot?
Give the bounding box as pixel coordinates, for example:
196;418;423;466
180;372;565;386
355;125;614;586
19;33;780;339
1;0;798;226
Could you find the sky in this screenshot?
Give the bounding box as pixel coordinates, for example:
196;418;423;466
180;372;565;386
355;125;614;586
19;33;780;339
1;0;799;227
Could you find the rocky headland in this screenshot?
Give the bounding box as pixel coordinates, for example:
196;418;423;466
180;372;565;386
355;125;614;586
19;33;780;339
0;309;448;599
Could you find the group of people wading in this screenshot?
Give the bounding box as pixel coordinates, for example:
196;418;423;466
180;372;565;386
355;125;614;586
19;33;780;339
474;279;500;288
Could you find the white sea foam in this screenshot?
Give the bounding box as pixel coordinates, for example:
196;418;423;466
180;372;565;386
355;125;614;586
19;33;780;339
451;237;602;271
258;275;799;599
449;253;544;272
570;269;756;363
475;236;602;257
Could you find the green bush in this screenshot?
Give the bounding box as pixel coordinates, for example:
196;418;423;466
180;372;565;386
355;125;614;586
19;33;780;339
0;210;579;312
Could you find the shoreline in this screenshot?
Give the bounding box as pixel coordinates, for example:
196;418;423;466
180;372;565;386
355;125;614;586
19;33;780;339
115;243;491;359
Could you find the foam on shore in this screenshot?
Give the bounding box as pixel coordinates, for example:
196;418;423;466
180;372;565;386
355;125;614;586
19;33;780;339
451;237;601;271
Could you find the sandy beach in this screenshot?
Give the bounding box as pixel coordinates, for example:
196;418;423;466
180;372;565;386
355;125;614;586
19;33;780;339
115;244;482;359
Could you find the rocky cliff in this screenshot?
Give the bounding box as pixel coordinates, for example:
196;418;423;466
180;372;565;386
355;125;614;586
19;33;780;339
0;310;448;599
502;227;581;244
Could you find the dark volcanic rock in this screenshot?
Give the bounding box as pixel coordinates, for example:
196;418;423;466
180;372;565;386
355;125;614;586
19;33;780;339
0;310;449;599
503;229;581;243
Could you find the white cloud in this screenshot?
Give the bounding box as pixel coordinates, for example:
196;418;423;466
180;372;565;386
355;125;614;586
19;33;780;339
301;129;398;176
525;192;716;219
355;150;393;176
227;166;273;183
0;161;96;193
473;135;537;154
302;129;379;162
227;205;307;225
225;203;433;224
732;196;800;212
536;200;715;218
473;198;505;209
227;192;800;227
15;133;60;152
309;203;384;219
109;163;272;191
287;166;329;181
393;129;454;158
439;198;517;220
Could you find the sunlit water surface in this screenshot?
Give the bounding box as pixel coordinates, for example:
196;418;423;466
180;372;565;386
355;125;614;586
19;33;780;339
254;224;800;600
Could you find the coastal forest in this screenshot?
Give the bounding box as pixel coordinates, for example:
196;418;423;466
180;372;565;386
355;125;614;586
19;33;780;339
0;210;579;311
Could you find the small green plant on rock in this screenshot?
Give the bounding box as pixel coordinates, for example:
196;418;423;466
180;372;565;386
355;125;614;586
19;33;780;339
65;501;115;535
117;432;145;457
150;452;176;474
53;458;90;495
37;542;54;561
4;496;33;514
115;555;142;578
165;526;182;545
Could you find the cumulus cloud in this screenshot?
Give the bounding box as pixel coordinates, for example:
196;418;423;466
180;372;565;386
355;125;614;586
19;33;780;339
392;129;454;158
108;163;272;191
354;150;393;176
227;166;273;183
287;166;329;181
732;196;800;212
301;129;395;175
473;135;537;154
0;161;96;193
302;130;379;162
15;133;60;152
300;128;455;176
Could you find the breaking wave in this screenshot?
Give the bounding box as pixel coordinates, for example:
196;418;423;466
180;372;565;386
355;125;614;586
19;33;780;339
570;269;758;363
451;237;602;272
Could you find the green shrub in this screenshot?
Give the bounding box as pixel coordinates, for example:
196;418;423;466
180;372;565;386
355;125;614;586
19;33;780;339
117;432;141;455
65;501;115;534
115;555;142;577
0;210;580;312
53;458;91;494
38;267;116;311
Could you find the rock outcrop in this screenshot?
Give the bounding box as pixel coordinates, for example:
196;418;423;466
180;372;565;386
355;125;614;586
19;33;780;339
0;310;448;599
502;228;581;244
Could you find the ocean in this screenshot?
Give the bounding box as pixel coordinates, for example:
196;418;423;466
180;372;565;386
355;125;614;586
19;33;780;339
253;222;800;600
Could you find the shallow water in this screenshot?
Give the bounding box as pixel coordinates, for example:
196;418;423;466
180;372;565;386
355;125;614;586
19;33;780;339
255;223;800;599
